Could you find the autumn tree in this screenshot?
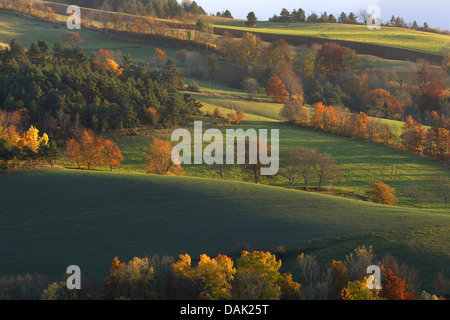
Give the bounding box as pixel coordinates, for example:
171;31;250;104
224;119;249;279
103;257;155;300
61;32;84;48
65;138;82;169
416;61;446;113
330;260;349;300
101;139;123;171
232;251;283;300
154;48;168;65
368;182;396;206
91;49;122;76
266;76;289;103
146;138;183;175
380;266;415;300
65;130;122;170
363;88;405;118
400;116;426;154
315;43;345;83
173;254;236;300
341;277;381;300
423;111;450;161
227;108;245;125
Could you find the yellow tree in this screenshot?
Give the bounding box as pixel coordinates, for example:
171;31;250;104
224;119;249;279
341;276;382;300
232;251;283;300
22;126;48;152
172;253;236;300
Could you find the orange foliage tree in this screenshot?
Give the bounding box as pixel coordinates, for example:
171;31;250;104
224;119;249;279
154;48;168;64
424;111;450;161
416;61;446;111
368;182;396;206
91;49;122;76
146;138;183;175
363;88;405;118
266;76;289;103
101;139;124;171
65;130;123;170
400;116;426;154
381;266;416;300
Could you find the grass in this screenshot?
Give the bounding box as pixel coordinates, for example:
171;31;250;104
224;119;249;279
206;19;450;55
109;91;448;207
0;12;186;62
0;168;448;289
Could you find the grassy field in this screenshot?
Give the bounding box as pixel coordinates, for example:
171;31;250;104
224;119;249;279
206;18;450;55
0;12;186;62
105;90;446;208
0;168;448;290
38;0;450;55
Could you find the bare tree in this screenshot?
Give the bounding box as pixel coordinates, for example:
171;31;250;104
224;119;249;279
298;147;319;189
406;181;423;207
279;147;302;188
313;152;341;189
357;9;370;25
344;246;375;281
433;178;450;208
279;100;309;125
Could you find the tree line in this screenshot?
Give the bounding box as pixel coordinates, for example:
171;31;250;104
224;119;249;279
280;101;450;164
42;0;207;19
267;7;449;35
1;246;448;300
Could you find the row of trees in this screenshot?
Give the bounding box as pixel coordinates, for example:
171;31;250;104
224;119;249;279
0;111;59;170
280;101;450;163
269;8;358;25
3;246;447;300
65;130;123;171
267;7;449;35
49;0;207;19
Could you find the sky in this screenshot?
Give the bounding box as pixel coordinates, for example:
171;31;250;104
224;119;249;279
196;0;450;30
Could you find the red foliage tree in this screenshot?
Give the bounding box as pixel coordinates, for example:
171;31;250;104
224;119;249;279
381;266;416;300
266;76;289;103
400;116;426;154
363;88;405;118
315;43;345;82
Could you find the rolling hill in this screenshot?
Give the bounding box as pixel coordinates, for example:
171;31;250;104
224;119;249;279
0;168;448;288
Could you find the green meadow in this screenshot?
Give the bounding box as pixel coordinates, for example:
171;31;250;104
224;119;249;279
0;168;448;289
0;12;184;62
206;18;450;55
